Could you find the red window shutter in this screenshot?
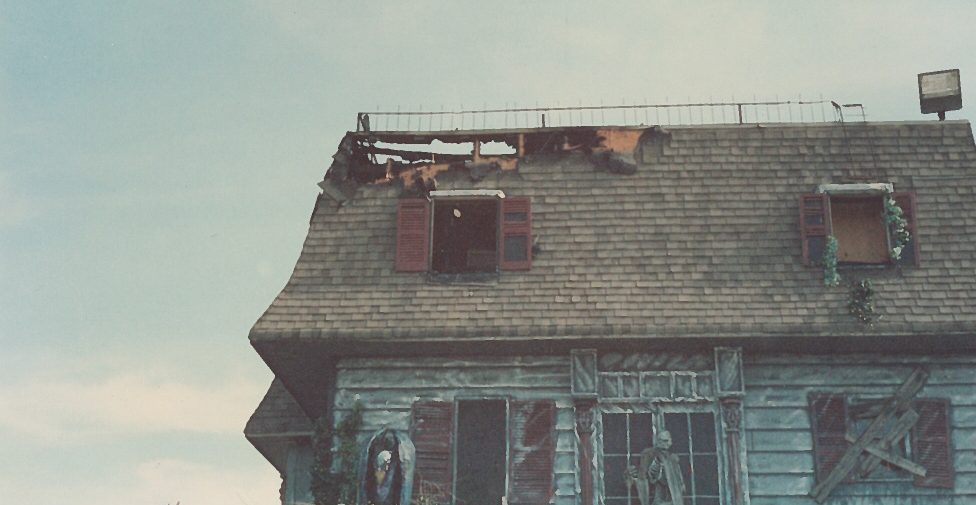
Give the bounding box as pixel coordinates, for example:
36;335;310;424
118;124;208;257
913;398;954;489
799;193;831;266
891;191;921;267
395;199;430;272
410;400;455;502
499;197;532;271
508;400;555;505
809;393;849;483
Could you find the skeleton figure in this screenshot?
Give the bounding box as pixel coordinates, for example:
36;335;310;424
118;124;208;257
625;430;685;505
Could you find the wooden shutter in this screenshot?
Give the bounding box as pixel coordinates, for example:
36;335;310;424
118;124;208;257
809;393;849;483
799;193;831;266
395;199;430;272
891;191;921;267
912;398;954;489
508;400;555;505
410;401;454;502
499;197;532;271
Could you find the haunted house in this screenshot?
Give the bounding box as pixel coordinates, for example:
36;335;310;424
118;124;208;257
246;109;976;505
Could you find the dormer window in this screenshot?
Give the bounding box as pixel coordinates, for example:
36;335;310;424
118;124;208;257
799;184;919;267
395;191;532;273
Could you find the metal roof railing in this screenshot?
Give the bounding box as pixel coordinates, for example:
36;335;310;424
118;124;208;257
356;98;866;132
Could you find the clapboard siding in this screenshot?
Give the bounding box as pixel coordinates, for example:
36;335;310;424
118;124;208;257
332;355;575;504
744;354;976;504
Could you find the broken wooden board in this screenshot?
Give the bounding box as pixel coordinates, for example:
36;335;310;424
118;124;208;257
809;367;928;503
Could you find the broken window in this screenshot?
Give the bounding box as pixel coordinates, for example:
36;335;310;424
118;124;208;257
602;411;720;505
808;392;953;494
394;194;533;273
432;199;498;273
799;189;920;267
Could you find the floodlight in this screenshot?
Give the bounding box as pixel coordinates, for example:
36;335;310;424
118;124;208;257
918;69;962;119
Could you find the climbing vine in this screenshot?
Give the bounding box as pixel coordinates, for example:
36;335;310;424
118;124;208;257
311;401;364;505
823;235;840;287
849;279;878;325
883;194;910;262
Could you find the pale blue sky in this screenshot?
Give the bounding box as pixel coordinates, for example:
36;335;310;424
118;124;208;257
2;1;974;503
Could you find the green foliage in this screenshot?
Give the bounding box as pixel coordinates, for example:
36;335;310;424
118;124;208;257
849;279;878;325
883;195;910;261
823;235;840;287
311;401;364;505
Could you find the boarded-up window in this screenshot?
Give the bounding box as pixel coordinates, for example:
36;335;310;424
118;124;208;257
831;197;888;264
798;190;921;267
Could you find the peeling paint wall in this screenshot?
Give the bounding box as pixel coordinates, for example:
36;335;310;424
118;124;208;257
744;354;976;505
332;355;578;505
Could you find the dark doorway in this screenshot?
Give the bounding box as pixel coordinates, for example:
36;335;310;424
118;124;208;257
455;400;507;505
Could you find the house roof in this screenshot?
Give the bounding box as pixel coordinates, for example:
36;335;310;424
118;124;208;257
244;378;313;472
250;121;976;352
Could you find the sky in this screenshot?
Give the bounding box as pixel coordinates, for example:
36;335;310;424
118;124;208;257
1;1;974;503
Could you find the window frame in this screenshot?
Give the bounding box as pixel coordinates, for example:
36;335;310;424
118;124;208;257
394;193;533;274
799;186;920;268
597;402;727;505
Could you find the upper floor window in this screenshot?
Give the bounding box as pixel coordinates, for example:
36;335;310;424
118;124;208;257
395;191;532;273
799;185;920;267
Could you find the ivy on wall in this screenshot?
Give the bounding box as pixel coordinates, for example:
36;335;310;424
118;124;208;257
823;235;840;287
884;194;910;261
849;279;877;325
312;401;364;505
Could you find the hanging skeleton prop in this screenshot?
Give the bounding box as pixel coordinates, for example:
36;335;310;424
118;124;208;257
626;430;685;505
358;428;416;505
810;367;929;503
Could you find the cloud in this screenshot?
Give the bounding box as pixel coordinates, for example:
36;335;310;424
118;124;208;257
0;368;266;444
0;457;281;505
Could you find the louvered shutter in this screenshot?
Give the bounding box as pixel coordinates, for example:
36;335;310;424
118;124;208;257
799;193;831;266
395;199;430;272
508;400;555;505
809;393;849;483
499;197;532;271
891;191;921;267
410;401;454;502
913;398;954;489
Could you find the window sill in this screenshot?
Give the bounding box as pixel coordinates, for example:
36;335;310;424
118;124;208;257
427;271;500;285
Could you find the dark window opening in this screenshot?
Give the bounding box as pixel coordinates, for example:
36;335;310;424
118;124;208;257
432;199;498;273
664;412;720;505
602;412;654;505
455;400;507;505
831;196;889;264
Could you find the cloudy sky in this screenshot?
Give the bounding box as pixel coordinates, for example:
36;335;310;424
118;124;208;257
2;1;974;503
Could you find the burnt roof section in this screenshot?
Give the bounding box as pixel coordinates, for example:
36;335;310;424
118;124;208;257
251;121;976;349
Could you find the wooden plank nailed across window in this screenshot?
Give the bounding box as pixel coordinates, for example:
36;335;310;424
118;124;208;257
395;199;430;272
508;400;555;505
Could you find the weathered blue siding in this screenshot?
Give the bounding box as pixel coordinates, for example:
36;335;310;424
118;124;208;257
332;355;577;505
744;354;976;505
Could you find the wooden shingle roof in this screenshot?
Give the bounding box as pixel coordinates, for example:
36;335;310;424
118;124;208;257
250;121;976;348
